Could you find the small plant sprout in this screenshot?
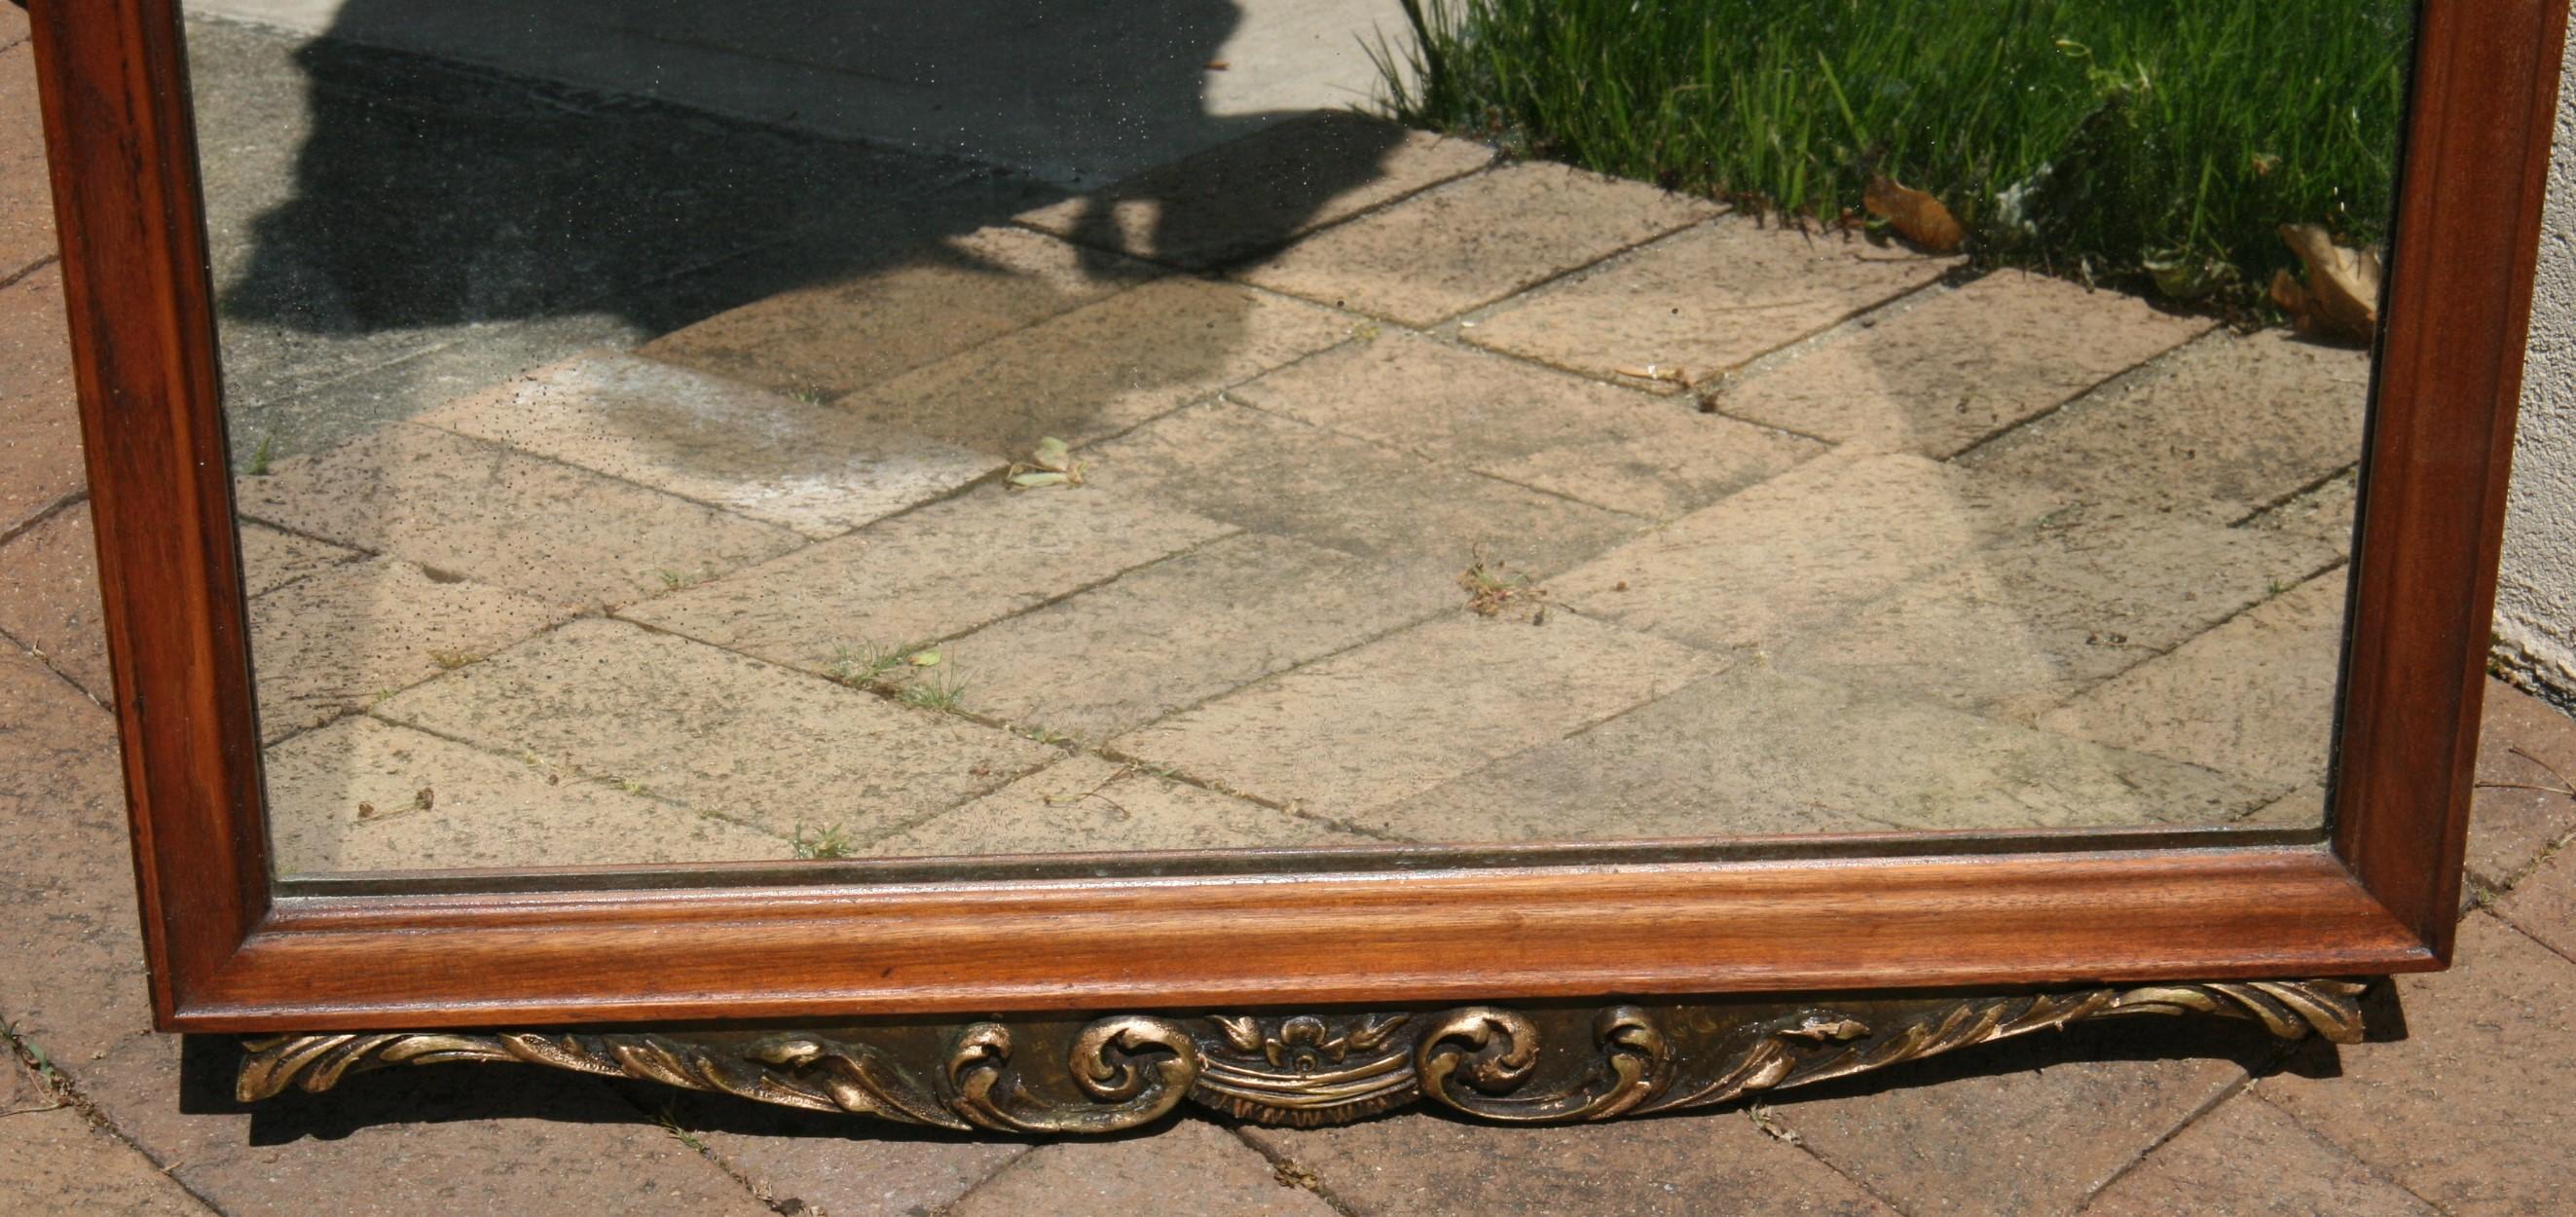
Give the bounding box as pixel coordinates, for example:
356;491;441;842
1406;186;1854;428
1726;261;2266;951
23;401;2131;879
1008;436;1085;489
246;434;276;476
1458;551;1546;619
655;568;713;592
653;1101;708;1152
828;640;938;688
427;648;481;671
898;661;969;712
792;822;854;860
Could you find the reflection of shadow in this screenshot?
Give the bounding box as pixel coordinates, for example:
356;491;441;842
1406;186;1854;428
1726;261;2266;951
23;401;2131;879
203;0;1405;454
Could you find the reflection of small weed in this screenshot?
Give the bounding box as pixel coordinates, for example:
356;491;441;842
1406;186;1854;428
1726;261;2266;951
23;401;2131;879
427;648;481;671
2;1018;64;1087
828;640;939;688
788;385;828;405
899;664;969;712
656;568;713;592
1459;552;1546;619
792;822;854;860
246;434;276;476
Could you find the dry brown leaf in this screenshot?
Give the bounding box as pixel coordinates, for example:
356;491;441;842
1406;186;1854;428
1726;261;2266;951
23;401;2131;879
2271;222;2380;345
1863;174;1967;253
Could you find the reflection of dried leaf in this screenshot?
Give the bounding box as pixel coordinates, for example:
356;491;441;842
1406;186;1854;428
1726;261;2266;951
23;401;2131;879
2269;223;2380;345
1008;436;1085;489
1863;174;1967;253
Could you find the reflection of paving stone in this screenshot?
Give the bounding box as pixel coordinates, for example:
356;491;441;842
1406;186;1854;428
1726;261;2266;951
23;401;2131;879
837;277;1355;455
1015;112;1497;269
2247;465;2361;549
1710;271;2212;456
1552;453;2063;652
1228;332;1821;518
1464;217;1954;387
419;351;999;538
2244;784;2328;827
1963;330;2370;523
1783;504;2344;721
639;227;1158;400
236;424;804;608
239;521;362;597
264;717;784;874
377;618;1049;840
1086;401;1639;582
1233;163;1720;326
1370;665;2271;840
2042;572;2348;789
247;557;569;742
949;533;1452;740
186;17;984;431
624;485;1234;675
1111;612;1723;817
866;755;1367;857
0;502;109;699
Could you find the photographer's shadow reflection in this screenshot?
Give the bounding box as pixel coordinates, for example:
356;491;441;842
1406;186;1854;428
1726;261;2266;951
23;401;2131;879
202;0;1411;457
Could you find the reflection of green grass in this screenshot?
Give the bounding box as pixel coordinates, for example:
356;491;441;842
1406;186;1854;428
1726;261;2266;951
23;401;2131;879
1379;0;2410;306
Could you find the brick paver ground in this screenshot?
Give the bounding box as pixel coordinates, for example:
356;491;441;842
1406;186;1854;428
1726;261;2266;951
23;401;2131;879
9;9;2576;1214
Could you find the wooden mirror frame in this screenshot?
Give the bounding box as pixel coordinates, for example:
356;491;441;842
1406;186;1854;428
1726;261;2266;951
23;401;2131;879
22;0;2570;1128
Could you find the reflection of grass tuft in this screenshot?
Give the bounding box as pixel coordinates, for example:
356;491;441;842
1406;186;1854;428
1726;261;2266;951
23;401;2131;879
791;822;854;860
1379;0;2409;308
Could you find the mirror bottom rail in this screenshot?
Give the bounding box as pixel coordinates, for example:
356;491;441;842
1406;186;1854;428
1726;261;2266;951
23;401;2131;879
236;979;2367;1131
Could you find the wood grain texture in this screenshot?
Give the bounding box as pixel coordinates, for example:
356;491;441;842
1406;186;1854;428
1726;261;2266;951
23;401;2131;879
2334;0;2571;958
178;845;2426;1029
19;0;2559;1031
25;0;268;1019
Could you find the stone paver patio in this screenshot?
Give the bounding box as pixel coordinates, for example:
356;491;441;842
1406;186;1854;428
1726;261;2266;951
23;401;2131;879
14;10;2576;1215
187;103;2368;873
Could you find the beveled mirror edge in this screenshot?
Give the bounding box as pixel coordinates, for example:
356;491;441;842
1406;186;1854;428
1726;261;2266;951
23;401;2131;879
22;0;2561;1033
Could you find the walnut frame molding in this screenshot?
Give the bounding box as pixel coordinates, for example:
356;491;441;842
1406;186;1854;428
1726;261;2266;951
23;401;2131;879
18;0;2567;1064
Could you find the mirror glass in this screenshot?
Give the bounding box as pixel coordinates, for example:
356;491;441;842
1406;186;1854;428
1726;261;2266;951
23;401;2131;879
187;1;2410;876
